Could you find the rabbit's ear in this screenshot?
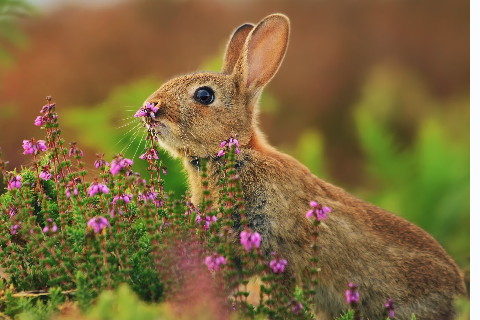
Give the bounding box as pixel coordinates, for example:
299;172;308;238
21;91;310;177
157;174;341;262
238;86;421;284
237;14;290;92
222;23;254;74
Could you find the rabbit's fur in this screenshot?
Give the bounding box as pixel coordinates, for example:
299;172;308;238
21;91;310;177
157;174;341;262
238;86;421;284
144;14;466;320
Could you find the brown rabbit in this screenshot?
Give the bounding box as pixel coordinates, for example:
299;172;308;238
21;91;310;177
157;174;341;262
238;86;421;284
143;14;466;320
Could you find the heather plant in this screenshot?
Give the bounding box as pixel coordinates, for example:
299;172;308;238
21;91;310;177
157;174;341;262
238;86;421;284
0;97;452;320
0;97;327;319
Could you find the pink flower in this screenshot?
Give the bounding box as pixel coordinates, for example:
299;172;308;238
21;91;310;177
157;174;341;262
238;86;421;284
217;137;240;157
94;154;109;168
306;201;331;221
110;156;134;175
40;102;55;113
87;216;110;233
88;182;109;197
240;230;262;251
65;185;78;198
269;258;288;273
205;254;227;271
289;300;304;315
8;206;17;218
10;224;20;235
39;168;52;181
345;283;360;305
139;148;159;161
134;103;159;119
196;215;217;230
385;299;395;319
68;142;83;158
22;139;47;155
43;219;58;234
7;175;21;190
34;116;44;126
112;194;133;205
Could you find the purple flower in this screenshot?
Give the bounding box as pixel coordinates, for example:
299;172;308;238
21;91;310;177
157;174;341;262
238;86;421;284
345;283;360;305
217;149;226;157
385;298;395;319
217;137;240;157
134;103;159;119
40;102;55;113
22;139;47;155
68;142;83;158
94;153;108;169
112;194;133;205
87;216;110;233
139;148;159;161
7;175;21;190
306;201;331;221
65;184;78;198
88;182;109;197
205;254;227;272
240;230;262;251
39;168;52;181
34;116;45;126
8;206;17;218
289;300;304;315
196;215;217;230
10;224;20;235
110;156;134;175
269;258;288;273
138;189;163;207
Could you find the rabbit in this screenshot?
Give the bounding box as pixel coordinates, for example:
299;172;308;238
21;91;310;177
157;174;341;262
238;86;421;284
142;13;467;320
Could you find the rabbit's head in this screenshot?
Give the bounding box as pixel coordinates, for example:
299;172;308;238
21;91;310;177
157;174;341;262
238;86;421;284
143;14;290;159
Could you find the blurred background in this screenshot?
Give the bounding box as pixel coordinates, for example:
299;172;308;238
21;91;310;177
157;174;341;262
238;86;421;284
0;0;469;267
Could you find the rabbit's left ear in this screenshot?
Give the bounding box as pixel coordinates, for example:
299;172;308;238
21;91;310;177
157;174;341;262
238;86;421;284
236;14;290;93
222;23;254;74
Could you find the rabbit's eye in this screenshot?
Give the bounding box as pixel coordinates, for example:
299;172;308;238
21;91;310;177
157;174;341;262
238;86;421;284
193;87;215;105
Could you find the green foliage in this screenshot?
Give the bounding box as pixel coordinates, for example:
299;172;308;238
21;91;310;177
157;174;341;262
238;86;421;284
0;99;325;320
0;0;32;66
85;285;161;320
334;309;354;320
352;64;469;264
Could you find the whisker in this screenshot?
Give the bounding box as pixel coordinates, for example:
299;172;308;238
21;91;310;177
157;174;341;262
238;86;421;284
133;132;147;159
116;119;140;130
120;125;143;155
114;123;143;147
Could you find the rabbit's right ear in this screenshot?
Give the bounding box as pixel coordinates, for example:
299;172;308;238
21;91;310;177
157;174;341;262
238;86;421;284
222;23;254;74
235;14;290;94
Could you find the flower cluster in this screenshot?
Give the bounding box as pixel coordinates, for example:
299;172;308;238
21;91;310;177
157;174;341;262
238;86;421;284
110;156;133;175
134;102;159;119
139;148;159;161
204;253;227;272
39;166;52;181
68;142;84;158
385;298;395;319
42;218;58;234
195;214;217;230
269;257;288;273
345;282;360;305
7;175;21;190
112;194;133;205
240;230;262;251
87;216;110;233
22;139;47;155
94;153;109;169
88;182;109;197
306;201;331;221
217;137;240;157
65;181;79;198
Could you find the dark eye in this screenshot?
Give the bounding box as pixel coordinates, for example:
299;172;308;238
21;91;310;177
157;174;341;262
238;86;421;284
193;86;215;105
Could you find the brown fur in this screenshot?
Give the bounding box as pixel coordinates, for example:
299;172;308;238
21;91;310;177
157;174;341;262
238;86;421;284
144;14;466;320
